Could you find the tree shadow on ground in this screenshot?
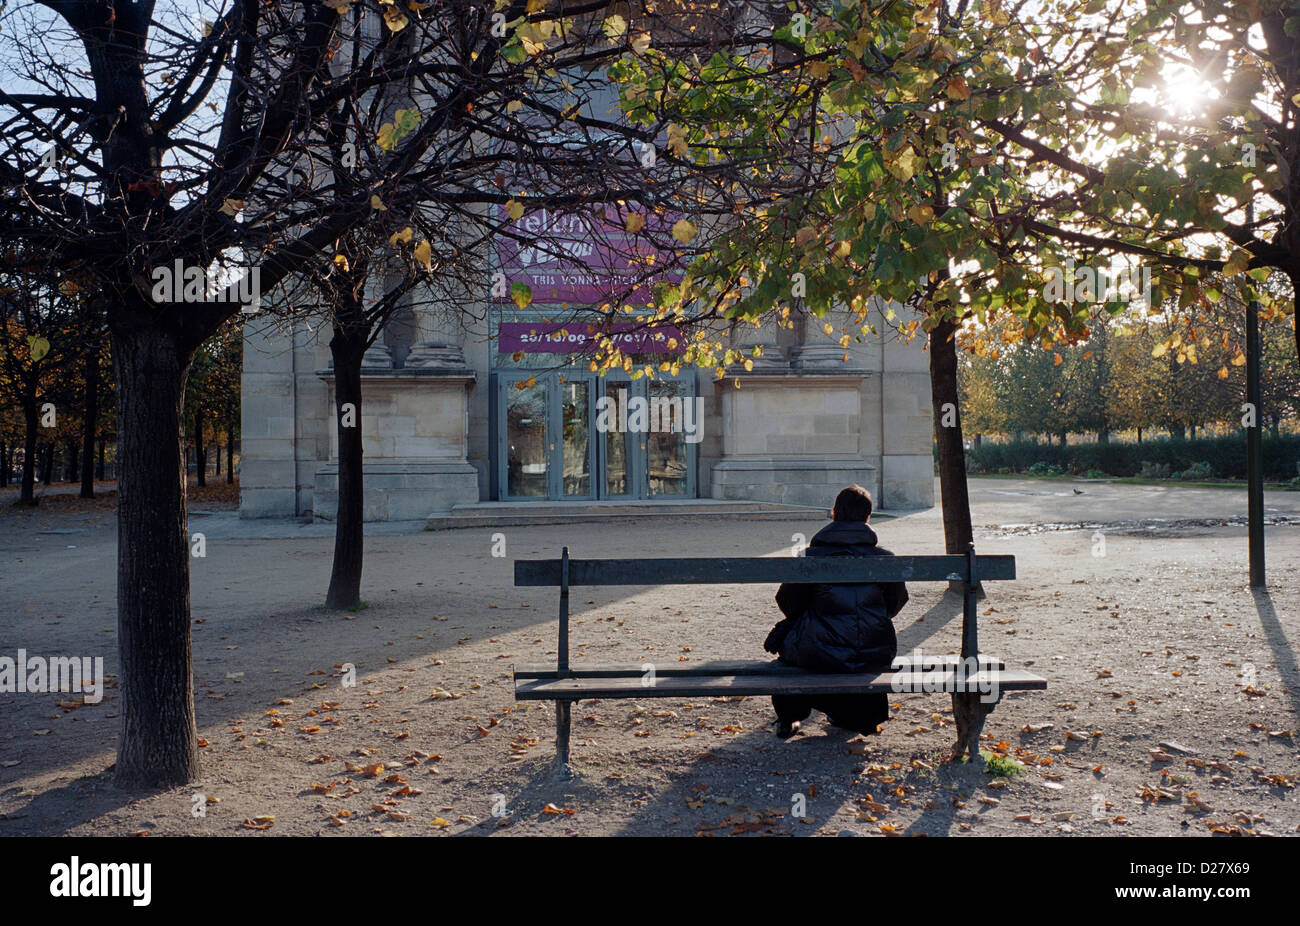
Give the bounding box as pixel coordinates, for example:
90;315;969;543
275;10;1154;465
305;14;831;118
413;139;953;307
0;767;162;835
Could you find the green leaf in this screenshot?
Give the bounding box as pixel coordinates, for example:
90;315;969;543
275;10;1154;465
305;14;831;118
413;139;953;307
510;282;533;309
1223;247;1251;277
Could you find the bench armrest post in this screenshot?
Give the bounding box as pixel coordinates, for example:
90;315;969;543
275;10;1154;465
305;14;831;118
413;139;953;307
558;547;570;677
962;543;979;658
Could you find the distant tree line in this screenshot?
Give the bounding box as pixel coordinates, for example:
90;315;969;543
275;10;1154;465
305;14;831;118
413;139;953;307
959;296;1299;447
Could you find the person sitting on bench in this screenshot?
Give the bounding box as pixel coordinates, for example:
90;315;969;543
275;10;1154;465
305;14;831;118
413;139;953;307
763;484;909;738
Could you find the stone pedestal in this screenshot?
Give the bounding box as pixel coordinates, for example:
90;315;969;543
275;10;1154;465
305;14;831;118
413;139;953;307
312;361;478;522
709;370;877;509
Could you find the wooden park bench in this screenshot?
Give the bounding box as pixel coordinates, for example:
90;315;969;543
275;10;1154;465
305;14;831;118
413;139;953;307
513;545;1046;776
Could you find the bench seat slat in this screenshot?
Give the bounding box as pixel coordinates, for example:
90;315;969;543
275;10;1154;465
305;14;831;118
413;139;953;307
514;669;1048;701
514;655;1006;680
514;554;1015;587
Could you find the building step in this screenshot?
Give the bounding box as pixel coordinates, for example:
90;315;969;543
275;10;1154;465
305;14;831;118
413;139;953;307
425;499;823;530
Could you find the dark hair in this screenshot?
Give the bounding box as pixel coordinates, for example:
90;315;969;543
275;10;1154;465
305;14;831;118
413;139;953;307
831;484;873;522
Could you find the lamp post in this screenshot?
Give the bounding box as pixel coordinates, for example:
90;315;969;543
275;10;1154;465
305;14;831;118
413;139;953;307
1245;200;1264;588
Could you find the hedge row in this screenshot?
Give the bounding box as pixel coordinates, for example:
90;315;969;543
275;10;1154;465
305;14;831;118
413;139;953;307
961;435;1300;481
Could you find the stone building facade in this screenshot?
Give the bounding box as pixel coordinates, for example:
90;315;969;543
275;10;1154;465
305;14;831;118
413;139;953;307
239;295;935;520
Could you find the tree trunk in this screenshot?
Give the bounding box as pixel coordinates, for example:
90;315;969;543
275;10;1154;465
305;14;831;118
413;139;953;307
40;442;54;485
0;441;7;489
65;438;79;483
20;402;37;504
1136;427;1142;444
110;325;201;787
226;412;235;485
81;350;98;498
96;438;106;480
194;406;206;488
929;317;974;556
213;432;221;476
325;327;367;610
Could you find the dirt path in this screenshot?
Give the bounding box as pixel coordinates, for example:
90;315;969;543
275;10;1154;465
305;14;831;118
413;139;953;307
1;478;1296;836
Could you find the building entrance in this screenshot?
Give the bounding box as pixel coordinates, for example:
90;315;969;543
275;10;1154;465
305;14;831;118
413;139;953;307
493;370;697;501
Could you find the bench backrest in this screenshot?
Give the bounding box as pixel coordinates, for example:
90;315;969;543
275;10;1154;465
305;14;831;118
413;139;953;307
515;546;1015;675
515;554;1015;587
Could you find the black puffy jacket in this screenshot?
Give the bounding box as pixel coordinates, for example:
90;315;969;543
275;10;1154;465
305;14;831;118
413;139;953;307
768;521;909;673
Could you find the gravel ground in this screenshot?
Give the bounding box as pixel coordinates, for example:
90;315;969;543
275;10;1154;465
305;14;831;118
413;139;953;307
0;477;1296;837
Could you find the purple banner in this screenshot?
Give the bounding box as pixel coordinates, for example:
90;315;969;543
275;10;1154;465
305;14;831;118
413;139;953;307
493;205;683;306
498;321;683;355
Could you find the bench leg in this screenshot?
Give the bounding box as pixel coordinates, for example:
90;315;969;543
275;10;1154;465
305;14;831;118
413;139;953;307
555;701;573;780
950;691;999;762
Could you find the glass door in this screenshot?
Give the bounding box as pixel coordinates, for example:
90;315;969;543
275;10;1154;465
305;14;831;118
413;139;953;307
556;375;593;498
501;375;549;498
496;372;597;501
595;373;696;500
599;378;638;499
645;377;692;498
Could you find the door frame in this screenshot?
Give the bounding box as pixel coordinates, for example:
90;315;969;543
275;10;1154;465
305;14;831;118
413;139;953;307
493;370;598;502
598;371;698;500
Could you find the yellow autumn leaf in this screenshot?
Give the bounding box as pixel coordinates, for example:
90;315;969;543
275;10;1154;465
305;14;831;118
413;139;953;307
1223;248;1250;277
1053;352;1063;366
506;99;523;113
220;198;244;217
506;199;525;220
602;14;627;41
947;76;971;100
907;204;934;226
321;0;350;12
631;32;652;55
333;254;349;271
377;123;396;151
671;218;697;243
666;124;689;158
1217;366;1230;379
383;6;408;31
625;212;645;233
414;239;432;270
388;226;413;246
518;23;546;55
370;194;387;211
